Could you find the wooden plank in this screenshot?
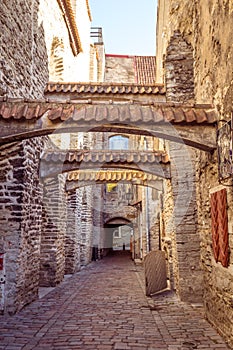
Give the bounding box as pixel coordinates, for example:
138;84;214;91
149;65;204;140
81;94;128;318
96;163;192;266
144;250;167;296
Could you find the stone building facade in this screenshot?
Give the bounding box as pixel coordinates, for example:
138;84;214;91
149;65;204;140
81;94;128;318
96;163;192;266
156;0;233;346
0;1;232;348
0;0;100;314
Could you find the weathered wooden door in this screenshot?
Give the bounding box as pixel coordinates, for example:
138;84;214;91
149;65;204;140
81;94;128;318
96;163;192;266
144;250;167;296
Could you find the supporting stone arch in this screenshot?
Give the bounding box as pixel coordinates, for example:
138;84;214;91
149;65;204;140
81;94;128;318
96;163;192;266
40;150;171;179
103;217;133;254
0;99;217;152
104;217;132;226
65;170;163;192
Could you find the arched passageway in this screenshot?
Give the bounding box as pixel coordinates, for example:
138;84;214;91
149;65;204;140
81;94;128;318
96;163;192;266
103;218;133;256
0;83;219;318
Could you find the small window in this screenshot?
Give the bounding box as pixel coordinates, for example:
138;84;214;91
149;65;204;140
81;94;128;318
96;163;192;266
106;183;117;192
113;229;121;238
109;135;129;150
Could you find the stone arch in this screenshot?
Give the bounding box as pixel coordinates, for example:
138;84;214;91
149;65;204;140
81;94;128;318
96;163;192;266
105;217;132;226
165;30;195;103
49;37;65;81
104;218;133;253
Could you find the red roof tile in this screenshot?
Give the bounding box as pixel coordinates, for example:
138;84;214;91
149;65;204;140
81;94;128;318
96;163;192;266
42;150;169;164
0;99;217;124
45;82;165;95
40;150;171;178
134;56;156;84
67;170;159;182
65;170;163;191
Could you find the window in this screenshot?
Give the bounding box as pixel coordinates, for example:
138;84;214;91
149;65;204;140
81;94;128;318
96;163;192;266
109;135;129;150
106;183;117;193
113;229;121;238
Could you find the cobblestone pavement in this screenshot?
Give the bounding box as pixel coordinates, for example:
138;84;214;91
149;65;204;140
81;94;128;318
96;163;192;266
0;252;231;350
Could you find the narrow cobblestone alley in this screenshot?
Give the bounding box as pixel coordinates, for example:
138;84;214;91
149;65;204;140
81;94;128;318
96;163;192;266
0;252;230;350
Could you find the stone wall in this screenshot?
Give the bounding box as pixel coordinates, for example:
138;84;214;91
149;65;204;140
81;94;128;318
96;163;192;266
105;55;136;83
38;0;93;82
156;0;233;113
160;142;204;302
0;0;48;98
165;31;194;103
76;187;94;266
161;177;177;293
65;191;80;274
195;150;233;348
156;0;233;345
0;137;46;314
169;142;203;302
40;174;67;287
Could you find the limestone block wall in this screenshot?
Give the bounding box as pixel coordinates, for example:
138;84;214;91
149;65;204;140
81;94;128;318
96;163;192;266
40;174;67;287
76;187;94;266
195;150;233;348
156;0;233;113
165;30;194;103
65;191;80;274
161;178;177;292
156;0;233;345
38;0;92;82
170;143;203;303
161;142;203;303
0;0;93;92
0;137;46;314
193;1;233;110
104;55;136;83
92;186;104;252
0;0;48;98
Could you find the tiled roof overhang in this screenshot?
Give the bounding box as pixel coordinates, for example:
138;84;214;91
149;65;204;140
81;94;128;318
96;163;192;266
66;170;163;191
57;0;82;55
0;99;217;151
40;150;171;179
45;82;165;95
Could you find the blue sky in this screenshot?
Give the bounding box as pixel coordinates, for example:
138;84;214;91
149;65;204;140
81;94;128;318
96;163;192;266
89;0;157;56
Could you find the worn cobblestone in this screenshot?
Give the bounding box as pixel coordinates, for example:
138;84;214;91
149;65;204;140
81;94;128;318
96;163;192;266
0;252;231;349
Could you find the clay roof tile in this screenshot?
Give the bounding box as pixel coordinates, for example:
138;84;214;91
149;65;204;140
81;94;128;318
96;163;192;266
195;109;208;123
48;106;63;120
173;108;186;123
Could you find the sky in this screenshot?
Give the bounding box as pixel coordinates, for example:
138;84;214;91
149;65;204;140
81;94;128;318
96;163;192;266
88;0;157;56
